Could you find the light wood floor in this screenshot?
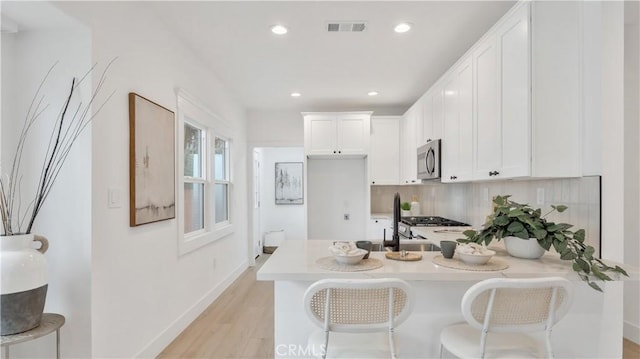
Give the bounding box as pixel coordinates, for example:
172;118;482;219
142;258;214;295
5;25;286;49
158;255;273;359
159;254;640;358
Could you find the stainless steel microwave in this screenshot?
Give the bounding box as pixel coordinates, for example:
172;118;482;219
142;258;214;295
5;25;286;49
417;139;441;180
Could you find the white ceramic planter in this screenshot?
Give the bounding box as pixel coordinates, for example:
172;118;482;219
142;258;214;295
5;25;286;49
503;236;545;259
1;234;49;335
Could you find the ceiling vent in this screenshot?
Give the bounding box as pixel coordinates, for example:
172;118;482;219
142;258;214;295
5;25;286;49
327;21;367;32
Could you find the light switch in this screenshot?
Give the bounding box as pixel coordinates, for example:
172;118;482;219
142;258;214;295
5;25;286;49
108;188;123;208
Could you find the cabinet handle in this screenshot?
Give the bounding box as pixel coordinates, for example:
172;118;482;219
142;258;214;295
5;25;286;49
333;150;337;154
375;220;379;223
450;175;458;180
405;181;409;184
427;138;432;142
338;150;341;154
489;171;500;176
372;181;376;184
411;180;416;183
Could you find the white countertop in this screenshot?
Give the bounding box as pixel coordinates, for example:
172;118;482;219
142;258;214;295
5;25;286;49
256;239;630;282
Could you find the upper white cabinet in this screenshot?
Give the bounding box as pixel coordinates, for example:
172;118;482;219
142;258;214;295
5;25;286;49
303;112;372;157
441;58;473;183
428;1;595;182
370;116;400;185
399;104;420;184
473;3;531;181
421;89;444;146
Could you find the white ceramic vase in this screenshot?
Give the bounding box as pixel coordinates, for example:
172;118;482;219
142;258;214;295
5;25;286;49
503;236;545;259
0;234;49;335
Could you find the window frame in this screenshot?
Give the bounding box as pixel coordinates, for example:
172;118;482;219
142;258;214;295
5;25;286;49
177;89;234;255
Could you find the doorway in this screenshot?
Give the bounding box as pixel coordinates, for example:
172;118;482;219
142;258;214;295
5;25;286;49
250;147;306;264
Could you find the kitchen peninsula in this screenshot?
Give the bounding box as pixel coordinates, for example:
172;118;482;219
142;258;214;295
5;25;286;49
257;239;636;358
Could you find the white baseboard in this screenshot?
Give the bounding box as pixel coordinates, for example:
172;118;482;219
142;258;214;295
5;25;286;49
624;320;640;345
134;260;249;358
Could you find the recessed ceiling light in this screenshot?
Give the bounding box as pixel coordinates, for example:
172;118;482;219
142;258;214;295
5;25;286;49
394;22;412;33
271;25;288;35
291;92;301;97
368;91;379;96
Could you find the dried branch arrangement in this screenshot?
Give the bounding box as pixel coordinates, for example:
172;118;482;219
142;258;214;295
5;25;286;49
1;60;115;235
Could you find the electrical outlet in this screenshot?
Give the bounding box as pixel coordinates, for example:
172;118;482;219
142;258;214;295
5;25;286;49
537;188;544;205
344;214;350;220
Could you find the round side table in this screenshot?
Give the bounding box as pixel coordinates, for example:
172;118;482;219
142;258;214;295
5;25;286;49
1;313;65;359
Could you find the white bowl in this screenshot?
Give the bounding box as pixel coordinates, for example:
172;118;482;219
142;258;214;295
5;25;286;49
332;249;367;265
457;250;496;265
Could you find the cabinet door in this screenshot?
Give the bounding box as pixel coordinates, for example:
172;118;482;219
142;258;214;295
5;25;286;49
432;88;444;140
367;218;392;240
337;114;369;155
474;37;501;180
306;115;337;155
423;93;434;143
400;106;418;184
457;59;474;181
442;59;473;183
370;117;400;185
499;3;530;178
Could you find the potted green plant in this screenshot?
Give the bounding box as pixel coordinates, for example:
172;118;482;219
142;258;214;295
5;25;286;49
401;202;411;217
459;195;628;291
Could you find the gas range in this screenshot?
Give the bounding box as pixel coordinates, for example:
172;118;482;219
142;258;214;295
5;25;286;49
401;216;470;227
398;216;470;239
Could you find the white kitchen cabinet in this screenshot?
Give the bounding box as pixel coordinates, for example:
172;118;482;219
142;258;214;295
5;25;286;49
424;1;593;182
441;58;473;183
496;4;531;178
367;218;391;240
473;4;530;181
399;104;420;184
422;87;444;146
369;116;400;185
303;112;372;157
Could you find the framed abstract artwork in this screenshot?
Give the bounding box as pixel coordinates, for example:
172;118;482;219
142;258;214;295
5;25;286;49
129;93;176;226
275;162;303;205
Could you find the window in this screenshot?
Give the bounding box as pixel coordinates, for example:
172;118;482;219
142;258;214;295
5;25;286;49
177;90;234;255
184;122;206;234
214;137;230;224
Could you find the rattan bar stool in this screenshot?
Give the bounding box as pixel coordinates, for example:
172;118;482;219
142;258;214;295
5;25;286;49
303;278;414;359
440;277;574;359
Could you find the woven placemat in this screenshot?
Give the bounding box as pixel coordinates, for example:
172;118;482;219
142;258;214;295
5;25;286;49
316;256;384;272
432;255;509;271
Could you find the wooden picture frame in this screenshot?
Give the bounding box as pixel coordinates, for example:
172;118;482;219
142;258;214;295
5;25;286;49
275;162;303;205
129;93;176;226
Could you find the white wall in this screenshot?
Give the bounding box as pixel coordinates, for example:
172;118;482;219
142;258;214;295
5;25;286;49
624;0;640;344
307;159;366;240
247;110;304;147
53;2;249;358
1;6;92;358
259;148;306;242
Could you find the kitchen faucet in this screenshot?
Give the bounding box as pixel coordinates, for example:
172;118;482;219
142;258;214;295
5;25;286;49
383;192;401;252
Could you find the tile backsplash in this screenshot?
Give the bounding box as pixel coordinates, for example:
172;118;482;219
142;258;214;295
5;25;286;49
371;176;601;255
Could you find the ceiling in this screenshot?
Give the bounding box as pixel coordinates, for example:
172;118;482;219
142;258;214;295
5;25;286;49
2;1;516;115
147;1;516;114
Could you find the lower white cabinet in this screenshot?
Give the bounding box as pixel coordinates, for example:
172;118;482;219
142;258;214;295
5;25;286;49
367;218;392;240
369;117;400;185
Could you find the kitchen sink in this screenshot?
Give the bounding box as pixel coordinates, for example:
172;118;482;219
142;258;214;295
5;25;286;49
371;242;440;252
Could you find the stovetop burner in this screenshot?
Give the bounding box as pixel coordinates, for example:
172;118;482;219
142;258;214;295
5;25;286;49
400;216;470;227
